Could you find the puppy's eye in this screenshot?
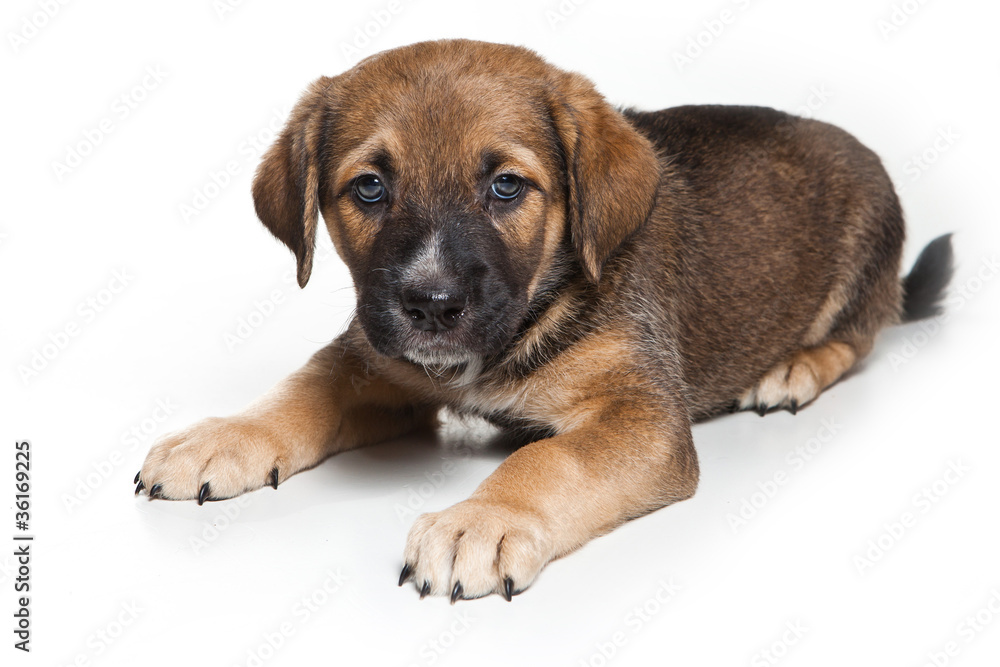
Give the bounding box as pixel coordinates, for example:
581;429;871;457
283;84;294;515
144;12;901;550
354;175;386;203
490;174;523;200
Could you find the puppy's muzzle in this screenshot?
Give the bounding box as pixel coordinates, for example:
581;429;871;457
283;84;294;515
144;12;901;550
401;287;467;333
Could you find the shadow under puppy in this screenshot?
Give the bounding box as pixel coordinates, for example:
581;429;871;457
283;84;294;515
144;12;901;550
137;39;953;602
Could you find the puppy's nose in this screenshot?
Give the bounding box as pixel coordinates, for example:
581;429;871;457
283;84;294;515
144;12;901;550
402;290;467;332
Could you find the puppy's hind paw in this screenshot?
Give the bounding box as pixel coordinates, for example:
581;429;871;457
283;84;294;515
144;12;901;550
739;341;856;415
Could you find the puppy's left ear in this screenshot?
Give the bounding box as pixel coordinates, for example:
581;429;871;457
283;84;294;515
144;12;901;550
550;73;660;283
252;77;334;288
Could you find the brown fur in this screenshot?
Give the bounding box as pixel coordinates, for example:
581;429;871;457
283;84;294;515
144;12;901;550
139;39;914;601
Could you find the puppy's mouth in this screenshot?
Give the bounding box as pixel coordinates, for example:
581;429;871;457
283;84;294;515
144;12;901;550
403;348;478;369
400;331;479;369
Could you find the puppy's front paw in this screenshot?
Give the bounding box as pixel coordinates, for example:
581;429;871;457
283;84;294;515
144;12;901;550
400;500;553;602
136;417;285;503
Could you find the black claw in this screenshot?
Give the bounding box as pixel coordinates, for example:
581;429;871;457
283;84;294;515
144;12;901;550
148;483;163;499
502;577;514;602
419;581;431;599
727;400;741;414
269;467;279;490
134;471;141;484
788;400;799;415
398;563;413;587
134;480;145;496
450;582;463;604
198;482;210;506
756;404;769;417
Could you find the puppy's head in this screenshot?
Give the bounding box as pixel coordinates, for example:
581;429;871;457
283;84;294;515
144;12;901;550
253;39;659;368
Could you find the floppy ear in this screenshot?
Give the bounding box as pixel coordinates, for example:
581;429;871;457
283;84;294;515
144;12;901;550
550;73;661;283
252;77;334;288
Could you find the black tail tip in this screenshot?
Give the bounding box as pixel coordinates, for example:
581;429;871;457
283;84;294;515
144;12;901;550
902;233;955;323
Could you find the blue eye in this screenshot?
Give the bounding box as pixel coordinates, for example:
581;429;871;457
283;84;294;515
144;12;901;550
491;174;523;200
354;175;385;203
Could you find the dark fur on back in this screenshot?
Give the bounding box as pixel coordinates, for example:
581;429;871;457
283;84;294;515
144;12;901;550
618;105;907;417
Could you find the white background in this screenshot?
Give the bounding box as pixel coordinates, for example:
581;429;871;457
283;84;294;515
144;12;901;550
3;0;999;665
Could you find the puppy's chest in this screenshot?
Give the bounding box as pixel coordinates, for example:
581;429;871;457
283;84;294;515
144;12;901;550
446;383;555;439
434;349;602;434
434;334;637;434
444;371;543;424
414;360;568;436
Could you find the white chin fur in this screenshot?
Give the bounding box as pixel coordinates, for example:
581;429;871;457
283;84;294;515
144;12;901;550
403;350;483;386
404;348;471;367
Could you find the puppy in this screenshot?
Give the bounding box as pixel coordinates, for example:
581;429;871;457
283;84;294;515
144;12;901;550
137;39;953;602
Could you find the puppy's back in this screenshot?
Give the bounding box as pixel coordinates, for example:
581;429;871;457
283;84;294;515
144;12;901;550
620;105;904;413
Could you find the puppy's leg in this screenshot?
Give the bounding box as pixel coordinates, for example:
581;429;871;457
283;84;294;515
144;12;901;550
138;335;432;502
739;251;906;415
401;389;697;601
740;200;906;416
739;340;857;414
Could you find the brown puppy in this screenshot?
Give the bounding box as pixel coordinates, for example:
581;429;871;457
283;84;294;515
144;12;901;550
138;39;953;602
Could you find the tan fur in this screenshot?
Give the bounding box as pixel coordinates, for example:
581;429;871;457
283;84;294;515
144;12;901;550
802;285;849;347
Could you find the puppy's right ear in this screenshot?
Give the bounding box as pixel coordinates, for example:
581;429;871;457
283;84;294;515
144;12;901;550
252;77;334;288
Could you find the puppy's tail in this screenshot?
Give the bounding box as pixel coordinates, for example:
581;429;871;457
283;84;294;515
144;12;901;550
901;233;955;323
